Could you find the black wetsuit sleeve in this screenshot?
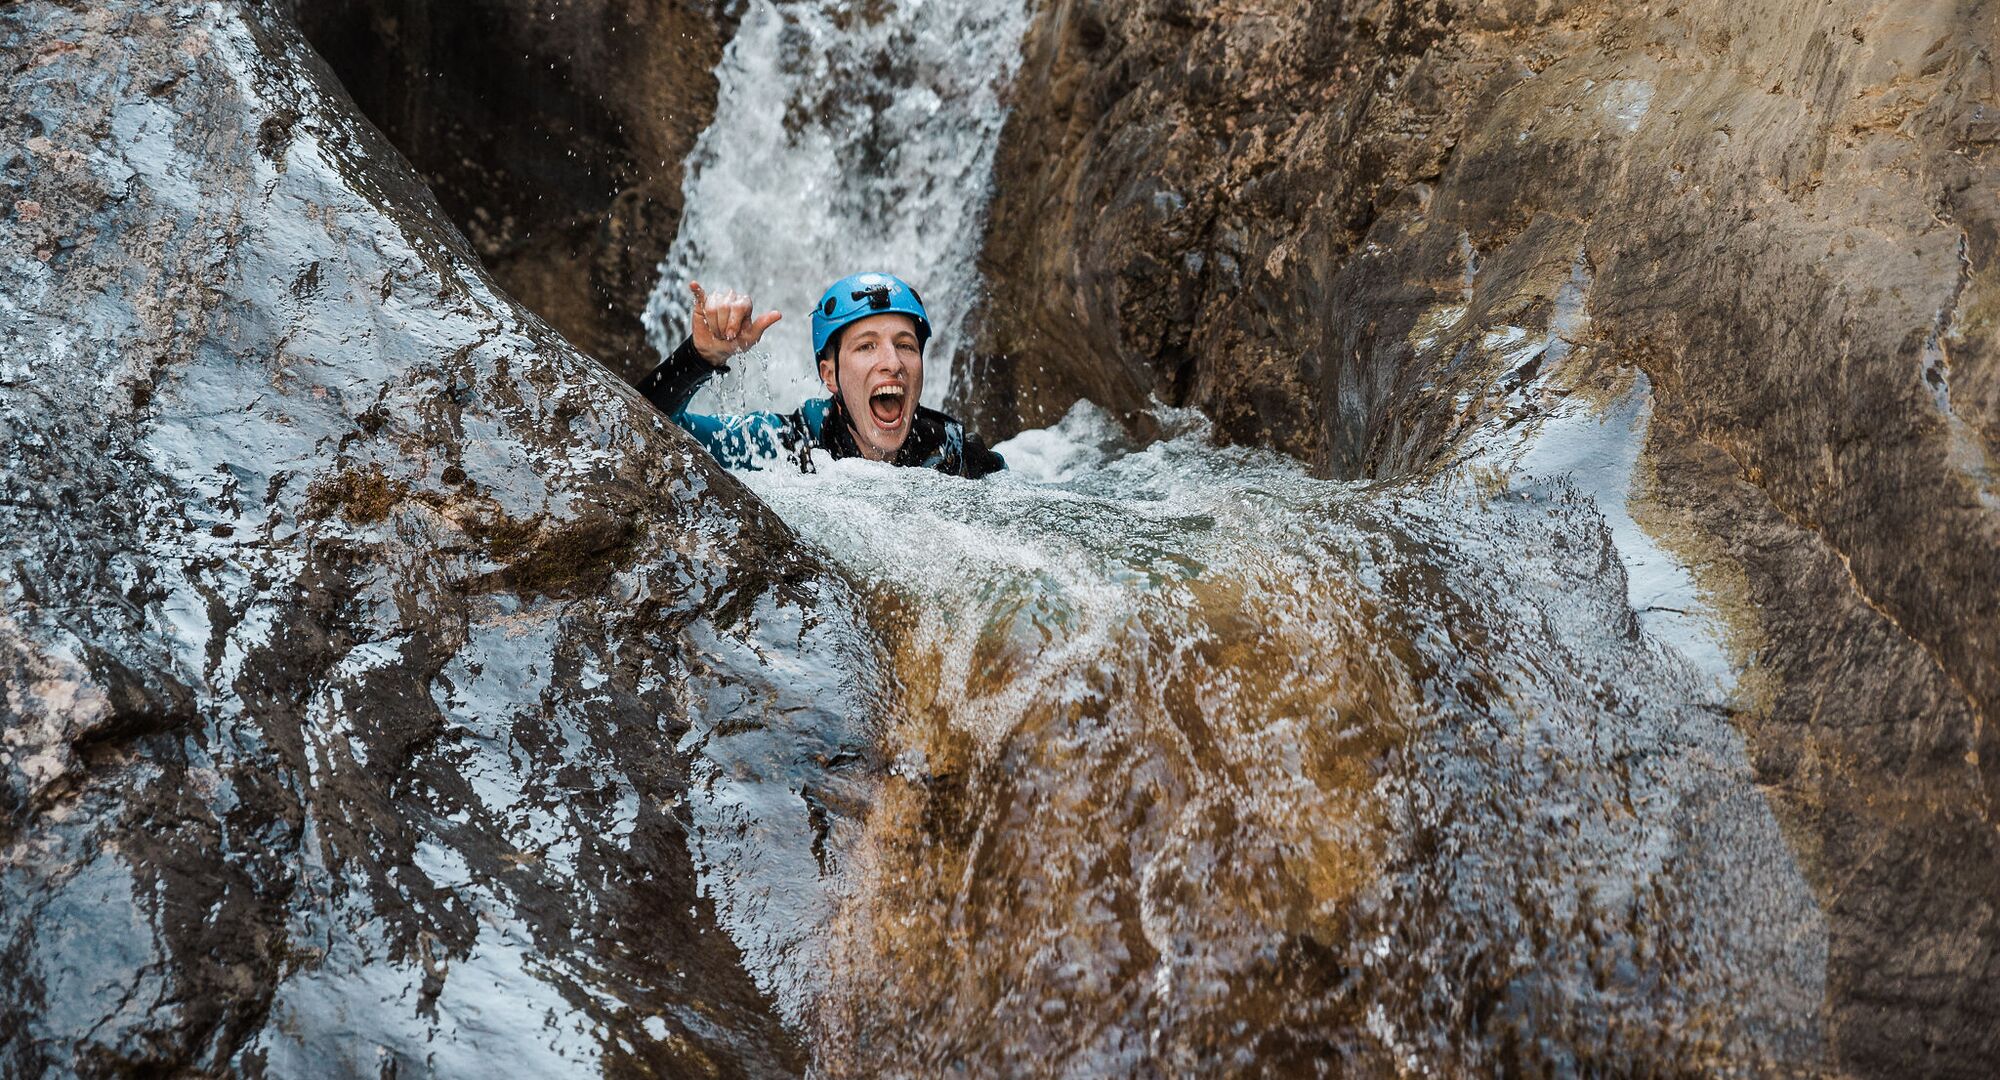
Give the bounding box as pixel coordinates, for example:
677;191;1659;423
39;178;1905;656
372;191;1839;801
634;336;723;417
962;432;1006;479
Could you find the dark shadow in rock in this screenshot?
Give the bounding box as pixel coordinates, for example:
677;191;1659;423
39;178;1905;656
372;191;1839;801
292;0;735;383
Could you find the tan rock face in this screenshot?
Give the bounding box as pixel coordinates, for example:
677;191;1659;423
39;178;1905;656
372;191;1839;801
969;0;1999;1073
292;0;733;383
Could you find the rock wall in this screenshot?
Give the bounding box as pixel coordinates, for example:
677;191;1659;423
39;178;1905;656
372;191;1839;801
291;0;732;383
0;2;863;1074
967;0;1999;1075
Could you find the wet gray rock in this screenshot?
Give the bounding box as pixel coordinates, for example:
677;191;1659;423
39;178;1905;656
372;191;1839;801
969;0;1999;1074
0;2;861;1075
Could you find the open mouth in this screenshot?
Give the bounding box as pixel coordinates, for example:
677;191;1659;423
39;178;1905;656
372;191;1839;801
867;383;907;428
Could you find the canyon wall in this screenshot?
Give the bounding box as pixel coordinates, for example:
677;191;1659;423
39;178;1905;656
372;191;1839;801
966;1;2000;1074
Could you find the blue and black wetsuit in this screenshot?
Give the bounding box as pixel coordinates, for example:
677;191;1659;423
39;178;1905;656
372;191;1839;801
635;337;1006;479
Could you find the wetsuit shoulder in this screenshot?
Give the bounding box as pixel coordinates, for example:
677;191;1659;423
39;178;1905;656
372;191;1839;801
799;398;832;444
907;406;1005;479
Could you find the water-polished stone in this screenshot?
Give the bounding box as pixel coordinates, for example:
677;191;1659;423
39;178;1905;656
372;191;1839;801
0;3;856;1074
290;0;734;385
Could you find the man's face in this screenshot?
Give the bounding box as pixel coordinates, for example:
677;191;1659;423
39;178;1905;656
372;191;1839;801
819;312;924;461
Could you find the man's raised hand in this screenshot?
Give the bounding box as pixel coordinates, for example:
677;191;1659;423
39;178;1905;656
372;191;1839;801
689;281;783;367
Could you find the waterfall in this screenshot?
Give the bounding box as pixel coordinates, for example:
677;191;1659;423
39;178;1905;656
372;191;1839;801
650;0;1032;1031
642;0;1030;415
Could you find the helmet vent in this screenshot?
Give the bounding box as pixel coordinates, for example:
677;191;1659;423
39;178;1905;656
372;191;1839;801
822;296;838;316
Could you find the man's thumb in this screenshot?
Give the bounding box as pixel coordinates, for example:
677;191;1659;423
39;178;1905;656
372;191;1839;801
750;310;783;337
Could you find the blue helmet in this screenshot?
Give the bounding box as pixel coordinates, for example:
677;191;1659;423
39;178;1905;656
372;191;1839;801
810;271;931;358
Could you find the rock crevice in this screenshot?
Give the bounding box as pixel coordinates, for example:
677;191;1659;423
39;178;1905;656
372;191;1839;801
290;0;735;384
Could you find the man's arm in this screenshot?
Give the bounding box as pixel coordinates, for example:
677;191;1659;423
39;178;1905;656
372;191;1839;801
635;335;719;418
634;336;795;468
961;433;1006;479
924;410;1006;479
631;283;789;469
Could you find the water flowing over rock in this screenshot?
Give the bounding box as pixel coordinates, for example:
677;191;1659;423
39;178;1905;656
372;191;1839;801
968;1;1999;1073
744;410;1828;1075
0;3;869;1074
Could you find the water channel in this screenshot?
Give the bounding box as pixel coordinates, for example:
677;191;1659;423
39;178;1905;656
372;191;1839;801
651;0;1828;1072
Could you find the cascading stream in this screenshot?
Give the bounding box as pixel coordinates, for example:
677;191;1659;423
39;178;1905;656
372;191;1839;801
643;0;1029;413
656;1;1830;1074
737;406;1825;1074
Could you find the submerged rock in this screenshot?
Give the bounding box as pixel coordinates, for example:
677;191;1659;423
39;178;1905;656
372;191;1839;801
0;2;863;1074
970;1;1999;1073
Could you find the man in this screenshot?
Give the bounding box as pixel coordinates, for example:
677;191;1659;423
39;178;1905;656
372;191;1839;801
635;272;1005;478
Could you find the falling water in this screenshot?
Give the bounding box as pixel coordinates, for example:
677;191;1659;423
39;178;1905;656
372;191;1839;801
642;0;1030;414
658;2;1831;1074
